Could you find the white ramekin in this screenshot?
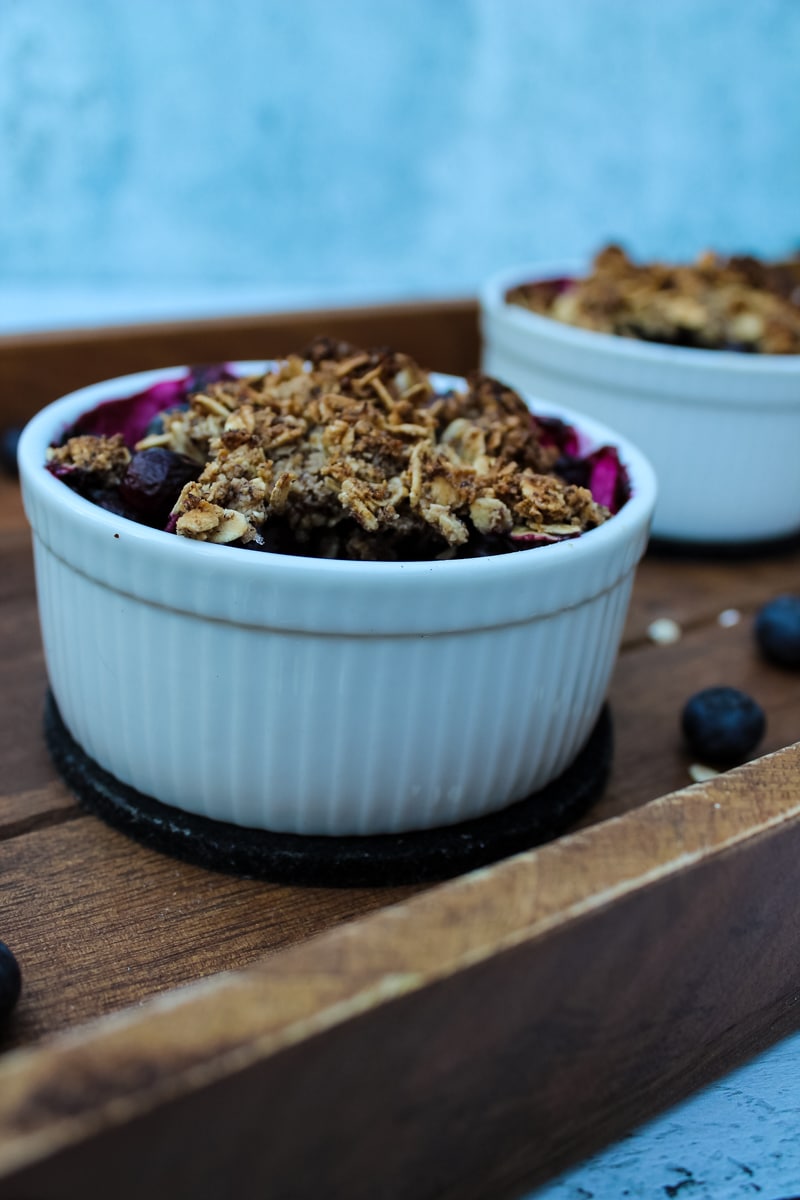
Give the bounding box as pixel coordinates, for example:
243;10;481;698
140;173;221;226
19;364;656;836
481;263;800;543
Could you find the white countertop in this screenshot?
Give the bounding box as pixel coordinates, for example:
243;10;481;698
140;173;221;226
528;1029;800;1198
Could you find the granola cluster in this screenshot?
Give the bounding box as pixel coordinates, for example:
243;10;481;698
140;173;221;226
47;341;616;560
47;434;131;483
508;244;800;354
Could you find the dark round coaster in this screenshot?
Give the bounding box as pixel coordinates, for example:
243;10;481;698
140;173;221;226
44;691;612;888
648;528;800;563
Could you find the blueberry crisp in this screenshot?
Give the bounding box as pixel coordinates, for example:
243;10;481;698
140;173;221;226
46;339;628;561
507;244;800;354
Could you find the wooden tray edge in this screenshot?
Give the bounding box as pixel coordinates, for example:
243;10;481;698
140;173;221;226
1;740;799;1192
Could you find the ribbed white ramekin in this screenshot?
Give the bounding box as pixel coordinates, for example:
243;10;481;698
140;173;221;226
481;263;800;543
19;365;655;836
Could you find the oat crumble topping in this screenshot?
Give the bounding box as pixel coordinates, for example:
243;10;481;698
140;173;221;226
507;244;800;354
47;434;131;483
47;341;622;560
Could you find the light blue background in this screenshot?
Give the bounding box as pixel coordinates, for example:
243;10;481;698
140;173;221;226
3;3;800;1195
2;0;800;329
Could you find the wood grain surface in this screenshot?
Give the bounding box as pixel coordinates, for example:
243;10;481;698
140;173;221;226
0;299;479;428
1;308;800;1198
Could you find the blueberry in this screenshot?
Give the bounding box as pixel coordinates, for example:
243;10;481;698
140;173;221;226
142;402;189;439
119;448;200;526
87;487;140;521
755;595;800;669
0;427;21;477
186;364;233;393
682;686;766;764
0;941;21;1022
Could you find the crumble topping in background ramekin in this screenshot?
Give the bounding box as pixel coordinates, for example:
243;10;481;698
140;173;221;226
46;338;629;561
507;244;800;354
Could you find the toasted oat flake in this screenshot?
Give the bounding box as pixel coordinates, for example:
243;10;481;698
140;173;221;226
647;617;682;645
689;763;721;783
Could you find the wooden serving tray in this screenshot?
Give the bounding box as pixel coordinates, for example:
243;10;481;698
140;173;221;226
1;302;799;1200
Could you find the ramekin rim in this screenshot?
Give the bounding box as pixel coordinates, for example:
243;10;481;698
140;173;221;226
18;362;657;585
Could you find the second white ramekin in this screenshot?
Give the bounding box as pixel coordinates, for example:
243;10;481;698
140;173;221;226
482;263;800;543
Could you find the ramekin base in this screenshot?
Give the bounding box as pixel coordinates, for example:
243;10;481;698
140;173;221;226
44;692;613;888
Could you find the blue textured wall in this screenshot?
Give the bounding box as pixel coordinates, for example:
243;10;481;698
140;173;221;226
2;0;800;302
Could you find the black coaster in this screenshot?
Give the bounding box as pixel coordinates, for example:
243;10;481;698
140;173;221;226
648;528;800;563
44;692;612;888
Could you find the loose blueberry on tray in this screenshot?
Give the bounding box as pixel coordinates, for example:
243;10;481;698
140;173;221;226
755;595;800;669
0;428;21;477
682;686;766;765
0;941;21;1023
